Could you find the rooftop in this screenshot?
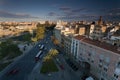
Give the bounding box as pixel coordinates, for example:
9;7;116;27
75;35;120;54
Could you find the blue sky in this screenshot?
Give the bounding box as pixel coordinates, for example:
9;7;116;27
0;0;120;21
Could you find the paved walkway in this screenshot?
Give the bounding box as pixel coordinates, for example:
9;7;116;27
18;43;34;54
0;43;34;64
0;42;36;78
27;54;82;80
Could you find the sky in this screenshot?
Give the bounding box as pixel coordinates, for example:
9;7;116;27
0;0;120;21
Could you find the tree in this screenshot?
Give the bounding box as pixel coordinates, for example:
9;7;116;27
49;49;59;57
114;28;120;35
43;55;52;62
0;41;22;59
45;21;50;27
31;37;37;42
34;23;45;41
53;39;60;45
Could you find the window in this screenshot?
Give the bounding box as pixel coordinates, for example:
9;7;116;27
117;62;120;68
100;59;103;62
76;43;78;46
105;57;110;66
88;53;91;56
90;57;94;63
99;64;102;68
80;53;82;55
103;67;108;72
114;74;119;79
99;55;104;64
99;58;103;68
88;58;90;61
101;78;104;80
91;60;94;63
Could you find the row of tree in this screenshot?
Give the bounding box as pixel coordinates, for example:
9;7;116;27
31;23;45;41
51;36;60;45
0;40;22;60
43;48;59;62
32;22;56;42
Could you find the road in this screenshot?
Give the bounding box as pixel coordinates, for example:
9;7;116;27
0;31;53;80
0;30;85;80
27;31;82;80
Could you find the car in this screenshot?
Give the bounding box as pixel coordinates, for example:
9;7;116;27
48;73;51;76
81;75;89;80
38;44;41;47
44;48;47;50
7;68;19;76
60;64;64;70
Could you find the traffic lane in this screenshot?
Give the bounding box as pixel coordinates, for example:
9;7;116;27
0;42;40;80
57;54;80;80
0;41;40;77
0;32;50;80
1;56;37;80
1;62;35;80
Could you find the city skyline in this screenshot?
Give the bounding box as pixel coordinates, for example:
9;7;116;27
0;0;120;21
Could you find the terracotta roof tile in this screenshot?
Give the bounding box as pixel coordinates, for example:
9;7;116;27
74;35;120;54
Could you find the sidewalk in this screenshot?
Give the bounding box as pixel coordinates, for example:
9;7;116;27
0;43;34;64
27;53;81;80
0;42;35;78
18;43;34;54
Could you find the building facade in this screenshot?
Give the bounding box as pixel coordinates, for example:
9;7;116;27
71;35;120;80
54;27;62;43
61;34;72;55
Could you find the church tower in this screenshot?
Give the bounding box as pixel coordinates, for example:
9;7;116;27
98;16;103;25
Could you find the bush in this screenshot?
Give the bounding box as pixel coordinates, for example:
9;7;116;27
0;62;12;71
0;41;22;60
40;58;58;73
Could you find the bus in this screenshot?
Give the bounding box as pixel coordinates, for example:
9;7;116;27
40;44;45;50
35;50;43;61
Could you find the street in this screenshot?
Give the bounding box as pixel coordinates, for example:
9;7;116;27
0;31;51;80
0;31;82;80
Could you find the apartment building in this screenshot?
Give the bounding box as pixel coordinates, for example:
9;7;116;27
0;22;37;37
61;34;72;54
54;20;67;44
109;35;120;47
89;16;107;40
54;27;63;44
71;35;120;80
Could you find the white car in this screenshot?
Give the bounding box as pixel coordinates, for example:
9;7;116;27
86;76;94;80
48;73;51;76
38;44;41;47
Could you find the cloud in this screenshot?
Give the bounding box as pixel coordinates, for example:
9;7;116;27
0;10;38;18
71;8;86;13
63;11;74;16
60;7;89;17
48;12;58;16
100;8;120;21
57;13;100;21
0;0;6;5
100;8;120;16
108;8;120;13
59;7;71;11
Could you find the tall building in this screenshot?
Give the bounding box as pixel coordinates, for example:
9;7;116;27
90;17;107;40
71;35;120;80
98;16;103;25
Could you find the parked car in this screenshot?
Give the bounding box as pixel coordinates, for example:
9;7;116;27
48;73;51;77
7;68;19;76
60;64;64;70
